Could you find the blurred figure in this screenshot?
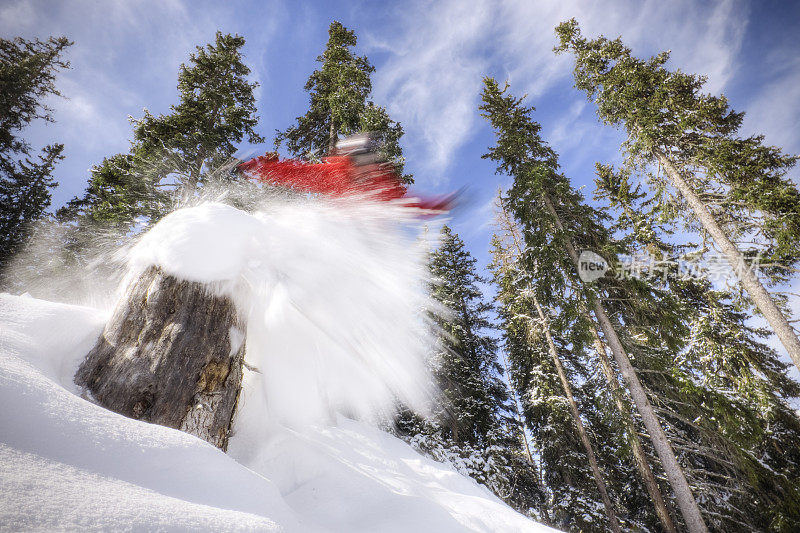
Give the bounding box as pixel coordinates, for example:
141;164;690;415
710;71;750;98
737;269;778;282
237;133;454;215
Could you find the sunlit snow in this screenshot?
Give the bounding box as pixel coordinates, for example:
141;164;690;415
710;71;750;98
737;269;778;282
0;198;554;532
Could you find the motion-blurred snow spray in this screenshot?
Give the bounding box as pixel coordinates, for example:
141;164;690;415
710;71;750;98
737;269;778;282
128;196;442;429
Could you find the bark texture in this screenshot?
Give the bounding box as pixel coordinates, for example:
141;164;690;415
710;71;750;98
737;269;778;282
75;265;246;451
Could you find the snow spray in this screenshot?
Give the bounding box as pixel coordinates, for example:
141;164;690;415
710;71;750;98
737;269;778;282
128;196;443;429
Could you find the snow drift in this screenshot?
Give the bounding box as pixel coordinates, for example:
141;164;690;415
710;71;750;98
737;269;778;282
0;198;555;531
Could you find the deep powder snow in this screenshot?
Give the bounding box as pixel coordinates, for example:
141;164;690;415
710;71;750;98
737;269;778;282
0;199;555;532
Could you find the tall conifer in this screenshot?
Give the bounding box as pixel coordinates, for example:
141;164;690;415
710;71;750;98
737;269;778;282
0;36;71;266
65;32;263;226
480;77;710;532
277;21;409;181
491;215;624;532
398;225;544;519
492;199;678;532
555;19;800;374
595;166;800;530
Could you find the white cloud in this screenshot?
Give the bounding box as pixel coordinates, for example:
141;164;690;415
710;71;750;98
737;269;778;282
546;100;586;152
742;53;800;160
370;0;494;178
0;0;36;29
370;0;749;179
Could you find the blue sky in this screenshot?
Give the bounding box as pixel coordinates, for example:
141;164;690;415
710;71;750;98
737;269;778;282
3;0;800;343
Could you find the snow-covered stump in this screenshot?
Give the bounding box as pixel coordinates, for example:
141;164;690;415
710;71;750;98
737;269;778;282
74;265;246;451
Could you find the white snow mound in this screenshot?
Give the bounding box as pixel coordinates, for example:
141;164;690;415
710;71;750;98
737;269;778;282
130;201;439;426
0;293;556;532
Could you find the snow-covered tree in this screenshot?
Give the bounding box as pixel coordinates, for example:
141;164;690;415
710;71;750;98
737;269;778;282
481;74;800;531
555;18;800;376
594;167;800;531
480;76;708;532
397;225;544;519
428;225;505;445
276;21;409;181
0;36;71;267
490;224;624;532
491;198;681;532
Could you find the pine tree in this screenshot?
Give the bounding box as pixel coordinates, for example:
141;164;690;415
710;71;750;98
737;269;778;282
277;21;410;181
0;36;71;267
428;225;506;445
490;219;623;532
134;31;263;193
398;225;544;519
57;152;165;228
595;166;800;530
65;31;262;226
496;298;615;530
555;19;800;375
480;77;711;532
492;198;679;532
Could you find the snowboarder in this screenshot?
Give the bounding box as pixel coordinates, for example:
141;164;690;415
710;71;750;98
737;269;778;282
237;133;454;215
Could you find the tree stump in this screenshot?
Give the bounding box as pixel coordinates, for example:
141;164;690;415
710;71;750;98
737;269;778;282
75;265;246;451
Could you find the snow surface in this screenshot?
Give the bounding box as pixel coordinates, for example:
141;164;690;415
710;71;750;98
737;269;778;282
0;202;556;531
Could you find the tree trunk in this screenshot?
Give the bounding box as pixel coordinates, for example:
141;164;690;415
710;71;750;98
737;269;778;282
531;297;623;533
583;308;678;533
654;148;800;374
497;197;677;531
328;118;338;155
542;194;709;533
499;349;535;465
74;265;246;451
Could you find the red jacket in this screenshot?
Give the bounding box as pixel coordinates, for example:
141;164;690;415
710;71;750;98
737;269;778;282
237;155;406;200
238;154;453;213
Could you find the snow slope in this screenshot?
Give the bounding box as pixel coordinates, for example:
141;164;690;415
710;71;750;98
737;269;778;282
0;293;556;532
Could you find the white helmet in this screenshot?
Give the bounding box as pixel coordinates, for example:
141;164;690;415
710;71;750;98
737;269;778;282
335;132;383;166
